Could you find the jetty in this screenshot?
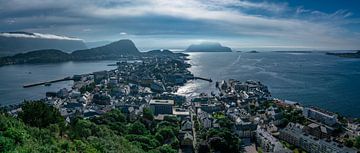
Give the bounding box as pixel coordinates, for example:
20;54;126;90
191;76;212;82
23;76;73;88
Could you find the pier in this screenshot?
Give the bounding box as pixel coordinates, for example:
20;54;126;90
23;76;73;88
191;76;212;82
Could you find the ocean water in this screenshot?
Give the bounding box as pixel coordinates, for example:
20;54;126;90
0;61;116;105
0;52;359;117
177;52;360;117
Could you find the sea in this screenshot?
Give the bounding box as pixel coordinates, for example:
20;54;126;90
0;52;359;117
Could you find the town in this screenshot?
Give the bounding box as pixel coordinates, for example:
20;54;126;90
3;53;360;153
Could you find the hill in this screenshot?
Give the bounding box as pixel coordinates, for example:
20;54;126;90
0;49;71;66
0;39;188;66
71;39;140;60
185;42;232;52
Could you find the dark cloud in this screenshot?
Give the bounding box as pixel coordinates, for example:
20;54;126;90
0;0;359;50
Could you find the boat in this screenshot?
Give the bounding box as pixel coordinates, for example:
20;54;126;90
44;82;51;86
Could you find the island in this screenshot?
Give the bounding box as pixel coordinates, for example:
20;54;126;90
326;51;360;58
185;42;232;52
247;50;260;53
274;51;313;53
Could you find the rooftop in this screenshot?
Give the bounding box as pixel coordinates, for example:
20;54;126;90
150;99;175;105
172;108;190;116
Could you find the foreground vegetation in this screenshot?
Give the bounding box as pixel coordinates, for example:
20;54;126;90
0;101;179;153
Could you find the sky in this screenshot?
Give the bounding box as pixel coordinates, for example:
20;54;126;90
1;0;360;51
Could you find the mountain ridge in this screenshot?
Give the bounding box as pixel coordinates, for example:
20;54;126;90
0;39;185;66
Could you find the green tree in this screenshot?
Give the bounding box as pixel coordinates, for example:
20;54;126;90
143;108;154;121
344;139;354;148
158;144;177;153
128;121;148;135
18;101;64;128
355;136;360;149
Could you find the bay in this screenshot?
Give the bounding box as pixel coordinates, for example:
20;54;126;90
0;61;116;105
177;52;360;117
1;52;359;117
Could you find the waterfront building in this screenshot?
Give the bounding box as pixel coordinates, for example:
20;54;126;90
57;88;69;99
279;122;356;153
303;107;338;126
347;122;360;137
149;99;174;115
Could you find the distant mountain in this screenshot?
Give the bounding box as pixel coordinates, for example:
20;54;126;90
71;39;140;60
0;32;87;56
185;42;232;52
0;39;187;66
326;51;360;58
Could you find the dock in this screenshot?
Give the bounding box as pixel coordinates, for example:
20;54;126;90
191;76;212;82
23;76;73;88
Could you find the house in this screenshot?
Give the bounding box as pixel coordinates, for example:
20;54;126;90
179;131;193;146
181;120;192;131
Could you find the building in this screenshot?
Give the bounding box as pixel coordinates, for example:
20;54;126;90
267;106;284;126
347;122;360;137
234;119;257;138
149;99;174;115
93;70;108;83
150;81;165;92
173;108;190;120
256;128;291;153
57;88;69;99
194;103;223;114
303;107;338;126
197;109;213;129
305;123;331;139
92;93;111;105
279;122;356;153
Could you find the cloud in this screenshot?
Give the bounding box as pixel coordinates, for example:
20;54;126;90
0;32;83;41
0;0;359;50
